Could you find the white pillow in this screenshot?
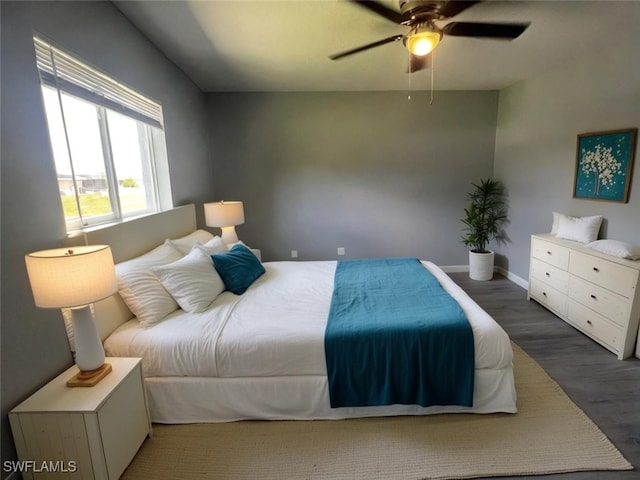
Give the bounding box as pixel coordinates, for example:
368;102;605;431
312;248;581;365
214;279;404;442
167;229;214;256
550;211;568;235
194;236;228;255
586;239;640;260
555;214;603;244
226;240;247;251
115;242;182;327
151;248;225;313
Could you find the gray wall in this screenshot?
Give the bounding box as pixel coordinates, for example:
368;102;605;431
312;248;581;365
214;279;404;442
0;1;213;471
207;91;498;263
494;37;640;280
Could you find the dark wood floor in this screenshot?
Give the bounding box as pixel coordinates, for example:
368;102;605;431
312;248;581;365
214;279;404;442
448;272;640;479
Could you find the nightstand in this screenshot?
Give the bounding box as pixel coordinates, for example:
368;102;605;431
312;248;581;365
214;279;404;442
9;357;151;480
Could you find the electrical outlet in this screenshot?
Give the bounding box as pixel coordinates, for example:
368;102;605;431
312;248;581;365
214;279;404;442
291;250;298;259
337;247;345;256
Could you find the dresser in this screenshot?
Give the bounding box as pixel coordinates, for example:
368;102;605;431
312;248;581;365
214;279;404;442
528;234;640;359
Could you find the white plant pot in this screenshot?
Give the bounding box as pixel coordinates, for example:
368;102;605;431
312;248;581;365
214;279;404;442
469;250;495;281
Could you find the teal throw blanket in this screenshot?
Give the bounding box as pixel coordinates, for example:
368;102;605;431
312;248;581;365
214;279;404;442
324;258;474;408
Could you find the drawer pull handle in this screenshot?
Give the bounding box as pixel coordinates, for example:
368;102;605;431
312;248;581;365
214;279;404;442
587;320;593;326
593;267;599;272
590;294;597;300
542;292;547;296
545;272;550;277
547;251;552;255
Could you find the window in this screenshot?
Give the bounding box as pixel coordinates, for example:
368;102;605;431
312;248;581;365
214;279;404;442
34;36;172;232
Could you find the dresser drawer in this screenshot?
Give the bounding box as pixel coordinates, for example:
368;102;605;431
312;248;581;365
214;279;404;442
567;299;622;352
530;278;567;316
532;238;570;270
530;258;569;293
568;276;630;327
569;251;637;298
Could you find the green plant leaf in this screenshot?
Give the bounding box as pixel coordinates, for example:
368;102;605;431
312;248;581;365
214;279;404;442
460;178;509;252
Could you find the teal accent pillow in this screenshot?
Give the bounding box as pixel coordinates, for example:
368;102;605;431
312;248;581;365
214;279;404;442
212;244;265;295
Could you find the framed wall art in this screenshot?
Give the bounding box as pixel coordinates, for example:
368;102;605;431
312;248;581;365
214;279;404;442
574;128;637;203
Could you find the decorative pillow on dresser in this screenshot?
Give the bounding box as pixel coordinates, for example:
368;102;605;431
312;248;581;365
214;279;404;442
586;239;640;260
553;213;603;243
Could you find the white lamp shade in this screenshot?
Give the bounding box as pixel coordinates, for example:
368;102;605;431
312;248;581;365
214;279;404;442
25;245;117;308
204;201;245;227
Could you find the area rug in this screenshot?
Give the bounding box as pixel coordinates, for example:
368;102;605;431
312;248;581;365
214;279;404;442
122;343;632;479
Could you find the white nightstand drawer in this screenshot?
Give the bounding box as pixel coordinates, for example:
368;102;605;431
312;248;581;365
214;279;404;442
530;278;567;316
567;299;622;352
568;276;630;327
532;238;570;270
569;250;637;298
530;258;569;293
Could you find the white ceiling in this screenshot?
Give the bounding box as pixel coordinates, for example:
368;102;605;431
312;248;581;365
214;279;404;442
114;0;640;92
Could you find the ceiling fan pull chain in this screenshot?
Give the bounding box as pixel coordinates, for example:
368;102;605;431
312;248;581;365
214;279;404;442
429;51;435;105
408;53;412;100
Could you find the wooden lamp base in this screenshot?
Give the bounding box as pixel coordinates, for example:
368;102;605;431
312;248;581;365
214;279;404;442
67;363;112;387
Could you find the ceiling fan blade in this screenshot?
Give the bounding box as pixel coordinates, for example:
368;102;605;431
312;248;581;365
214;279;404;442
329;35;403;60
349;0;403;24
443;22;529;39
407;54;430;73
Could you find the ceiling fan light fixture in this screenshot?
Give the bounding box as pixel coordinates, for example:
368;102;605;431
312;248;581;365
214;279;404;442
404;25;441;56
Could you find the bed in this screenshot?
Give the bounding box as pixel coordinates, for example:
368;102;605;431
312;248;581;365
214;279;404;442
85;204;517;423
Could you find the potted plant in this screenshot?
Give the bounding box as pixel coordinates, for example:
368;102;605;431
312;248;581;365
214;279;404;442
461;178;508;281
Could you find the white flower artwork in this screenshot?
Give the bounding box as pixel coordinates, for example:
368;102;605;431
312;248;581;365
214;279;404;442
574;129;637;203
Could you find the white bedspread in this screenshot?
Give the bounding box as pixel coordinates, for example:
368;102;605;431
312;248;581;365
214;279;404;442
105;261;513;379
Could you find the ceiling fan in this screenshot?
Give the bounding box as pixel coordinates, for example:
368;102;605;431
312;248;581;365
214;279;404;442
329;0;530;73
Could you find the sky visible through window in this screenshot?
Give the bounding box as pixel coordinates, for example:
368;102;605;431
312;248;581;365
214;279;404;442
42;87;143;180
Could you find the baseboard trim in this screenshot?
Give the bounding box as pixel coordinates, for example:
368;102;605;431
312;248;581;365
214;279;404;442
496;267;528;290
441;265;528;291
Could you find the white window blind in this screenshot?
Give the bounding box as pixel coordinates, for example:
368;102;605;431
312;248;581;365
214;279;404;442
34;36;163;129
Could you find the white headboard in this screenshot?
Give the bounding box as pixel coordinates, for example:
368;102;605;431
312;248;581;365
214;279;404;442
85;204;197;341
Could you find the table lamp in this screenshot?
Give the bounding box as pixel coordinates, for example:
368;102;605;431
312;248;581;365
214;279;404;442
204;200;245;245
25;245;117;387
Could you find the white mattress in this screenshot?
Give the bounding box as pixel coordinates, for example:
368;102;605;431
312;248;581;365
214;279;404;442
105;261;513;379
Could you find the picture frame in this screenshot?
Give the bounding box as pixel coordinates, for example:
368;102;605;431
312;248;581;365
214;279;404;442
573;128;637;203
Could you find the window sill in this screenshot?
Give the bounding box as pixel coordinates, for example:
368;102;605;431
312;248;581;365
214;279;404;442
66;210;162;238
